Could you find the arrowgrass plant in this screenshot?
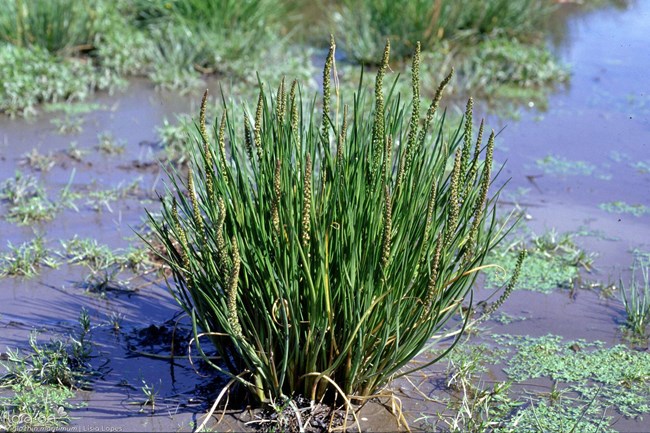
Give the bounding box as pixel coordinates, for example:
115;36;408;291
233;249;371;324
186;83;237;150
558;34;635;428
333;0;555;64
147;38;518;405
0;0;96;54
620;262;650;338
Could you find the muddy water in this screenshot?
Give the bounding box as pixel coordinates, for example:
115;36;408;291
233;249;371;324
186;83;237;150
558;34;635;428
1;2;649;432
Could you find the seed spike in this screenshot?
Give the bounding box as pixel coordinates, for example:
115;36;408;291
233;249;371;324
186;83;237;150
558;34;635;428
382;185;392;271
244;115;254;161
418;68;453;148
276;77;286;127
444;148;462;246
216;198;229;273
466;118;484;187
322;35;335;136
371;40;390;181
290;79;299;137
227;236;242;337
460;98;473;179
199;89;209;146
336;104;348;176
271;159;281;237
424;234;443;316
188;169;205;244
301;154;312;248
482;250;527;317
218;111;227;180
381;135;393;185
255;86;264;159
404;41;421;175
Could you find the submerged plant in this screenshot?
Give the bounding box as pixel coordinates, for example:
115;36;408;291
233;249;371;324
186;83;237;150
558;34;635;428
147;38;516;404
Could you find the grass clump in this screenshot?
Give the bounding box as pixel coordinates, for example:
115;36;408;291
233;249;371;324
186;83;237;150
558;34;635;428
147;38;519;406
0;0;96;54
333;0;554;64
130;0;306;91
620;262;650;338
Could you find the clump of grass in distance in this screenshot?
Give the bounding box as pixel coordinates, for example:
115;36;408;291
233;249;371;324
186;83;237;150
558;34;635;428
0;0;96;54
620;262;650;338
461;38;569;101
131;0;297;90
147;39;520;404
333;0;555;64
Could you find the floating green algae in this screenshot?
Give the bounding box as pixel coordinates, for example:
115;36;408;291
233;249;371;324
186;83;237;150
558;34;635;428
494;334;650;419
432;335;650;432
599;201;649;217
535;155;596;176
484;229;591;293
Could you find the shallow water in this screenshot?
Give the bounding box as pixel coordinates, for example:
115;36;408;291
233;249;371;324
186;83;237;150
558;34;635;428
1;2;649;432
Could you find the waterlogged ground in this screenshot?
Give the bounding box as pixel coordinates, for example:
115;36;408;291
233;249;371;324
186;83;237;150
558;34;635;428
1;2;650;432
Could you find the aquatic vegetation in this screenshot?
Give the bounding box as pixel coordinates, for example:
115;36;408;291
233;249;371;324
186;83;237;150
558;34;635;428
147;39;519;404
599;201;649;217
0;170;79;225
96;131;126;155
0;237;58;278
20;149;56;172
462;38;569;96
427;334;650;431
65;142;88;162
631;160;650;174
0;0;96;54
0;171;57;224
50;115;84;134
138;379;160;414
59;236;151;275
0;310;94;430
0;44;113;117
485;228;594;293
495;334;650;419
493;312;528;325
535;154;597;176
433;345;519;432
85;179;142;213
334;0;555;64
131;0;297;90
43;102;106;116
620;262;650;338
156;115;204;165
